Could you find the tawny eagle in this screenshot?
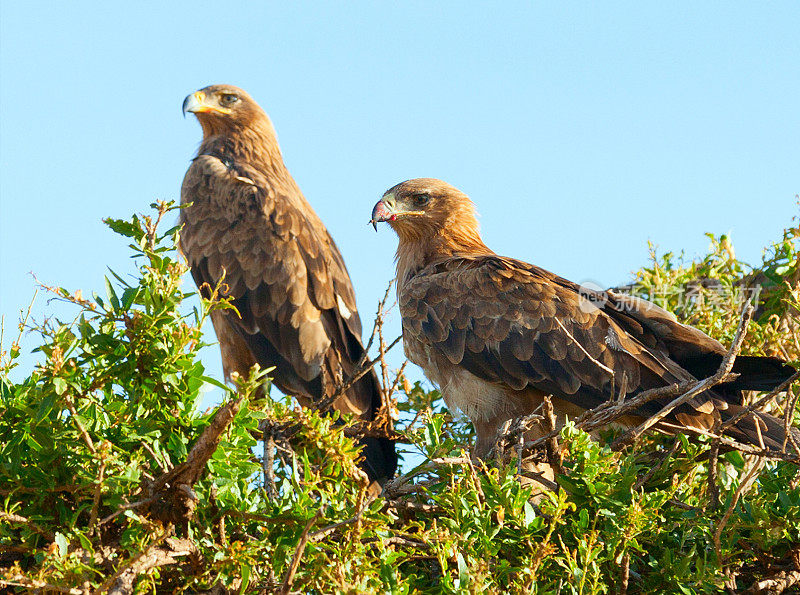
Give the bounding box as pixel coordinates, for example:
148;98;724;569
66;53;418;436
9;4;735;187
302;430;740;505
371;178;796;456
180;85;396;481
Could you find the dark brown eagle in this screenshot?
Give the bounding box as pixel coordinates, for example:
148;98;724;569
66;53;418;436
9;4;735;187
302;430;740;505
180;84;396;482
371;178;796;456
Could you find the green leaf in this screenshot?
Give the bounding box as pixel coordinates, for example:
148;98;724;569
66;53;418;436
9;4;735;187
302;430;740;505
239;563;251;593
52;377;67;396
54;532;68;558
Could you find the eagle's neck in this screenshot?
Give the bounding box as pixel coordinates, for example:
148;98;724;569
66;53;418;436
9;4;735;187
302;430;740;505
395;227;493;287
199;121;287;177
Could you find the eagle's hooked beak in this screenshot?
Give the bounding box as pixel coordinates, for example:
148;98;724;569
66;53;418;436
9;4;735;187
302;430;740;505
370;194;425;231
182;91;231;117
370;199;396;231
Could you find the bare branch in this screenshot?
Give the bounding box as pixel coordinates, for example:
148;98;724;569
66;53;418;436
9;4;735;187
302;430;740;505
614;302;754;448
713;456;765;564
280;511;321;595
0;576;83;594
98;526;172;594
743;569;800;594
0;511;54;541
89;457;107;536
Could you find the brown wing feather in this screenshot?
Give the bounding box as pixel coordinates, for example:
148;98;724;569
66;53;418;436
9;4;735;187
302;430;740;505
181;154;368;413
399;256;719;421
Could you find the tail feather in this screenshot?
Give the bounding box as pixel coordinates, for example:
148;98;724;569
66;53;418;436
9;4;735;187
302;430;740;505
721;404;799;452
682;354;795;393
728;356;797;392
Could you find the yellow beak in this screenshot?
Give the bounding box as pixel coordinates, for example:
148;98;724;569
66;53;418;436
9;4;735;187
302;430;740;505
182;91;231;116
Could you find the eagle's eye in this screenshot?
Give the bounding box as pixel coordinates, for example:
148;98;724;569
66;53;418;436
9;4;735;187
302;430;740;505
221;94;240;105
412;193;430;207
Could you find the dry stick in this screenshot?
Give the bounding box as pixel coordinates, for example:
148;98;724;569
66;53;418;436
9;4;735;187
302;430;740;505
719;371;800;434
706;412;722;513
494;419;511;463
105;540;194;595
618;551;630;595
64;397;97;454
386;360;410;403
97;526;171;594
520;469;560;492
386;499;441;514
492;381;691;461
783;386;800;455
633;437;682;491
719;370;800;465
384;457;472;497
263;434;278;501
376;290;391;392
667;498;701;512
280;511;321;595
654;421;800;463
385;477;438;498
0;511;54;541
542;396;564;476
554;317;615;377
466;457;486;505
139;440;169;473
713;456;765;565
743;569;800;595
0;577;83;595
151;393;245;492
88;458;107;536
382;535;431;549
98;496;159;527
317;335;402;413
491;403;544;455
309;494;375;542
99;392;247;532
334;281;394;396
614;302;754;448
404;404;430;435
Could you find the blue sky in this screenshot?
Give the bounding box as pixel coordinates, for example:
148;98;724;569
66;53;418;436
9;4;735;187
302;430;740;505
1;2;798;395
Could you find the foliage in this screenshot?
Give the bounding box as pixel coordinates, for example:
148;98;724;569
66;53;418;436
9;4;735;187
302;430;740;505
0;200;798;593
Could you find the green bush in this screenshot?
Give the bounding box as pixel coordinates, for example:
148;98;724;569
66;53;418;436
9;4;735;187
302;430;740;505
1;201;798;593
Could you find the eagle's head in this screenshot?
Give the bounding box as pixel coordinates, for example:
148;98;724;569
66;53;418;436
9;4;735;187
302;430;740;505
371;178;482;245
182;84;267;137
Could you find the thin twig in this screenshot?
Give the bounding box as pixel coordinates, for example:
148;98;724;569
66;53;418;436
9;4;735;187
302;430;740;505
633;437;682;491
654;421;800;463
707;412;722;513
309;494;375;542
65;397;97;454
280;511;321;595
89;458;107;536
99;495;159;526
554;317;614;376
543;396;564;476
783;385;800;455
615;302;753;447
97;526;171;594
719;371;799;434
618;551;630;595
139;441;169;473
263;434;277;501
743;569;800;594
0;511;55;541
519;469;560;492
0;577;83;595
713;456;765;564
316;336;402;413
